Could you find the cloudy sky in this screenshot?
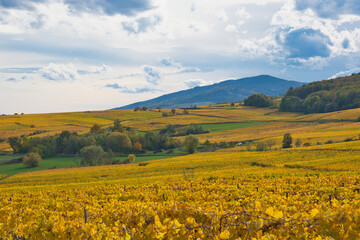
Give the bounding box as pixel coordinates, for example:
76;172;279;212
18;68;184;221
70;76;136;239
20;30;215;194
1;0;360;113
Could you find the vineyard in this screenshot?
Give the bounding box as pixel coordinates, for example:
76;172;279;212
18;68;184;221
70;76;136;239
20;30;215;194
1;105;360;151
1;105;360;239
2;175;360;239
1;142;360;238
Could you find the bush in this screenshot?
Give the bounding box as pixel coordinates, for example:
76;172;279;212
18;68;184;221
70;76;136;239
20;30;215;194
23;152;42;168
80;145;105;166
124;154;135;164
282;133;293;148
183;135;199;154
295;138;302;147
203;139;211;147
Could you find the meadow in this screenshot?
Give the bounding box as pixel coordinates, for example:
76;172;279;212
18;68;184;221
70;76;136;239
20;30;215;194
1;104;360;239
0;153;184;177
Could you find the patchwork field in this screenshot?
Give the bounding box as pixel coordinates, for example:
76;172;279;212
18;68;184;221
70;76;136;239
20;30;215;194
1;105;359;151
1;105;360;239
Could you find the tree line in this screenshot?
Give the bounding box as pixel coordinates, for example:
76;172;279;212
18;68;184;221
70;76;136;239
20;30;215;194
7;120;204;168
280;74;360;113
243;74;360;114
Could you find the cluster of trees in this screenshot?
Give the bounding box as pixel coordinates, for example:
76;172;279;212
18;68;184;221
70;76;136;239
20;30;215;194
159;124;209;137
244;94;274;108
133;106;149;111
162;109;190;117
280;75;360;113
202;140;239;149
8;120;183;167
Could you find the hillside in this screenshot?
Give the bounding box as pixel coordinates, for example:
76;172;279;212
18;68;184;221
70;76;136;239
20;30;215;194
1;100;360;238
114;75;302;109
280;73;360;113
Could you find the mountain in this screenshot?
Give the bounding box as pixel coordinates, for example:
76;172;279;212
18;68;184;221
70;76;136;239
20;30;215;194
113;75;303;110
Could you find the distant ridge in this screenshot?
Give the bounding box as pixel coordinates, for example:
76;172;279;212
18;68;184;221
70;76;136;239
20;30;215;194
113;75;303;110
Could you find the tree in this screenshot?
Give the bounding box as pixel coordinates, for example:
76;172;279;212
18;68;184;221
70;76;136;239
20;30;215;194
134;107;140;112
90;124;101;133
230;102;235;107
7;136;30;153
171;109;176;115
183;135;199;154
244;94;273;108
124;154;135;164
159;125;176;135
105;132;132;153
63;135;96;154
80;145;105;166
56;130;71;153
8;136;22;153
112;119;124;132
133;142;142;152
295;138;302;147
282;133;293;148
280;96;303;112
142;106;148;111
23;152;42;167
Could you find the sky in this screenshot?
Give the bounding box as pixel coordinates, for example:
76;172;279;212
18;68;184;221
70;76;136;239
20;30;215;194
1;0;360;114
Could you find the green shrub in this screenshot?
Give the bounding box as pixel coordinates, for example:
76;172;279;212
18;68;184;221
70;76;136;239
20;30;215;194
124;154;136;164
282;133;293;148
80;145;105;166
23;152;42;168
183;135;199;154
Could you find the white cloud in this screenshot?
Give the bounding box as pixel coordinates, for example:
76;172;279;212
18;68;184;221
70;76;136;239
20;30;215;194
38;63;78;81
1;0;360;113
143;65;161;85
225;24;238;32
184;79;209;88
236;7;251;19
330;68;360;79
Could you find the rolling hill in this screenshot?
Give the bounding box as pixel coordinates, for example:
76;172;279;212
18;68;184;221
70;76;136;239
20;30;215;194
280;73;360;113
113;75;303;109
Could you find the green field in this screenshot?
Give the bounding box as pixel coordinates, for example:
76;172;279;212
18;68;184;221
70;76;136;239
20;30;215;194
199;121;266;133
0;153;184;177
